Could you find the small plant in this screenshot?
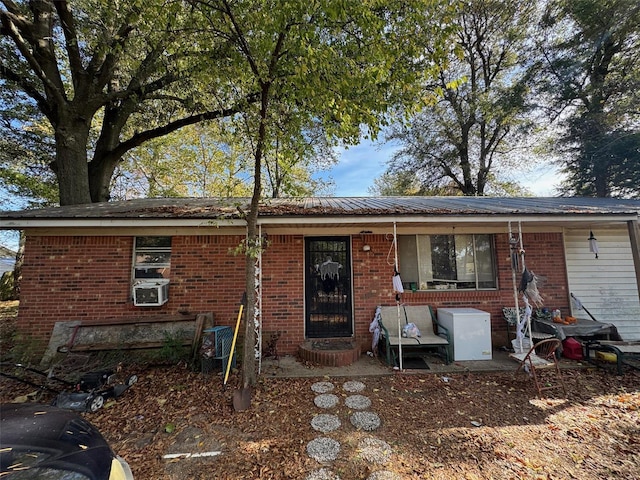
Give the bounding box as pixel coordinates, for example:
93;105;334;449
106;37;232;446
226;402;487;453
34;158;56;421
155;331;189;365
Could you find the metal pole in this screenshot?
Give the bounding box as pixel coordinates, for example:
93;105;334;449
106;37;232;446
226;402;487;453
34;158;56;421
509;221;522;353
394;221;403;371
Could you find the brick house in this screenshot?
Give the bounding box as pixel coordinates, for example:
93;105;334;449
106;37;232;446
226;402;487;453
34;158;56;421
1;196;639;364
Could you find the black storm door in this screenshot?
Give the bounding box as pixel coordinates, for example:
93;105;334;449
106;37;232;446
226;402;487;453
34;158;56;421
305;237;352;338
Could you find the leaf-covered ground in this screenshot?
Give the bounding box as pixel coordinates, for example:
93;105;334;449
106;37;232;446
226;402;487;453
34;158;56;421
1;300;639;479
2;361;639;479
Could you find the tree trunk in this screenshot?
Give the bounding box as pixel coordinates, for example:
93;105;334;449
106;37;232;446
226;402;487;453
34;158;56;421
88;152;121;203
53;119;92;205
241;83;271;390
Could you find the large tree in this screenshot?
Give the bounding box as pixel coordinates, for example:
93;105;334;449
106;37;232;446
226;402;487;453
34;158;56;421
190;0;453;395
383;0;538;196
0;0;256;205
536;0;640;197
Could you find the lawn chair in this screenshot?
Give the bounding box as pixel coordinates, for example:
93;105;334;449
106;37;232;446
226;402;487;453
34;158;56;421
511;338;567;397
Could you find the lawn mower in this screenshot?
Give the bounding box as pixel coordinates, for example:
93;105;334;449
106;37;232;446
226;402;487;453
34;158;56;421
0;361;137;413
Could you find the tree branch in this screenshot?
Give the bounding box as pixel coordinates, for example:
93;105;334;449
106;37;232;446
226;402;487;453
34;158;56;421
53;0;83;87
111;92;260;159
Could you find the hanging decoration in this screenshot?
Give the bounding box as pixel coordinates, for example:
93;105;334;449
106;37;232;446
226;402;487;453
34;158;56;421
508;221;545;353
588;230;599;259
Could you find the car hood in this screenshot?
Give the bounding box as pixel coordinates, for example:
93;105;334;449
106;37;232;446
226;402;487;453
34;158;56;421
1;403;115;479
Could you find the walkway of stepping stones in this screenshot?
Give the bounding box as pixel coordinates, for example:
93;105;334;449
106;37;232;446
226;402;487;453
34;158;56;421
304;380;401;480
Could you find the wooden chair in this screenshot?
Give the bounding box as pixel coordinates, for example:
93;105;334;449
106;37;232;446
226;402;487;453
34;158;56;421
511;338;567;397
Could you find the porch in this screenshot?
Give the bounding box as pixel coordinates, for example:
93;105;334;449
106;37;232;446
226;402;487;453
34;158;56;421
260;347;590;378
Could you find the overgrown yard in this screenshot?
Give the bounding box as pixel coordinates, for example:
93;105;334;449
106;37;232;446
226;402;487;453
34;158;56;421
1;301;639;479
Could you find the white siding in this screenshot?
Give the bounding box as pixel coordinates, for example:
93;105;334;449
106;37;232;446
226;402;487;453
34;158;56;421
564;227;640;340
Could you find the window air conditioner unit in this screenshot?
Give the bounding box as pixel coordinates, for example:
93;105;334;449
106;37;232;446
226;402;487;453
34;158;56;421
133;282;169;306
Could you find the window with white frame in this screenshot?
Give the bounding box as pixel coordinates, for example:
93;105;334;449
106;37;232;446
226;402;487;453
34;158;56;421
133;236;172;281
131;237;172;306
398;234;497;291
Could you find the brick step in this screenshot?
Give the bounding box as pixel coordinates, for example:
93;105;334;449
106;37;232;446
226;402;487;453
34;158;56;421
298;340;361;367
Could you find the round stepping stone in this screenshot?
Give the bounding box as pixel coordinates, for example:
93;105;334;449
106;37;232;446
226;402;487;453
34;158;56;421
307;437;341;463
345;394;372;410
357;437;392;464
343;380;365;392
351;411;381;431
311;381;335;393
314;393;339;409
311;414;341;433
306;467;341;480
366;471;403;480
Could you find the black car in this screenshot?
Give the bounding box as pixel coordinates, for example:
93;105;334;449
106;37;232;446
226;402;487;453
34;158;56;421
0;403;133;479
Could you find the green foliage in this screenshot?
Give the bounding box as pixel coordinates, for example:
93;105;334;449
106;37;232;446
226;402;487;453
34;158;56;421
537;0;640;197
0;271;16;301
0;0;260;205
382;1;538;196
155;331;189;365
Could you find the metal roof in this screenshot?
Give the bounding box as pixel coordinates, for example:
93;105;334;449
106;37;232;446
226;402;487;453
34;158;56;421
2;196;640;218
0;196;639;228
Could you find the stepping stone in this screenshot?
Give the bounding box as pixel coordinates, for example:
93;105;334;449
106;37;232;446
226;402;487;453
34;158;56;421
351;411;381;431
367;471;402;480
307;437;341;463
306;467;341;480
342;380;365;392
314;393;339;409
311;414;341;433
311;381;335;393
357;437;392;464
345;394;371;410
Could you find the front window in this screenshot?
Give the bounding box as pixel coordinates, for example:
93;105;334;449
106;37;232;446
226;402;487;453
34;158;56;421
398;234;496;291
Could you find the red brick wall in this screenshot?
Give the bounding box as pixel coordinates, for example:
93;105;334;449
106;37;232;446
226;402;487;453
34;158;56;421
16;231;569;356
260;235;305;354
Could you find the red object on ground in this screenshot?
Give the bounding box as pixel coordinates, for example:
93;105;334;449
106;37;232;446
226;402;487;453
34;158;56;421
562;337;583;360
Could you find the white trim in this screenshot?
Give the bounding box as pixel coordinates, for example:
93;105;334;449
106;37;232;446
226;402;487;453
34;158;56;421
1;214;635;230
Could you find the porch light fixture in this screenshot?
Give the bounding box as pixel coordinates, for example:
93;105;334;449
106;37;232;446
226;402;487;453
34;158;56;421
359;230;372;252
588;230;599;259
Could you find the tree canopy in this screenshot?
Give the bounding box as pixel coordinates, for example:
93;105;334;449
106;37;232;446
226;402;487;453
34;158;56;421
536;0;640;197
383;1;538;196
0;0;259;205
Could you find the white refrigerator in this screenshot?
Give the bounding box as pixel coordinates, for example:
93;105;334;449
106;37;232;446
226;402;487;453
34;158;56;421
437;308;492;361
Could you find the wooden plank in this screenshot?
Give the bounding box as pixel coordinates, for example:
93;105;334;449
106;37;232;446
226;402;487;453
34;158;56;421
69;339;193;352
76;315;197;327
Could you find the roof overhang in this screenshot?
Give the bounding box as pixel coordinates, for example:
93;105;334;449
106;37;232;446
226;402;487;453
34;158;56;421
1;213;636;233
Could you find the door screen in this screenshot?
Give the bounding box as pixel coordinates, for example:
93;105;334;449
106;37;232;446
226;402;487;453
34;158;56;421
305;237;352;338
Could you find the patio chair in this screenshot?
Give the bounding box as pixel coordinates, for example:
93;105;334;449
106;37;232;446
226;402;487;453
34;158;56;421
511;338;567;397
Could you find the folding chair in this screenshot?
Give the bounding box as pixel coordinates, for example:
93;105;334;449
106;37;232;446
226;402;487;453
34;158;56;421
512;338;567;397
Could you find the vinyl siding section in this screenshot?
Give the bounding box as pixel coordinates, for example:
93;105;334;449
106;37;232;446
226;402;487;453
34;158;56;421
564;227;640;340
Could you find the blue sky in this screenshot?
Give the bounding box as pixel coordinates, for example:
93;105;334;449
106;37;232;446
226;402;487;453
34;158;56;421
331;138;561;197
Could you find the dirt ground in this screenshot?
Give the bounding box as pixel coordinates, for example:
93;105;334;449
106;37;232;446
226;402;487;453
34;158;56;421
1;301;640;480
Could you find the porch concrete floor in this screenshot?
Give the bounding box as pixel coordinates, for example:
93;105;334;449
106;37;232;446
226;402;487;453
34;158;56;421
260;348;590;378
